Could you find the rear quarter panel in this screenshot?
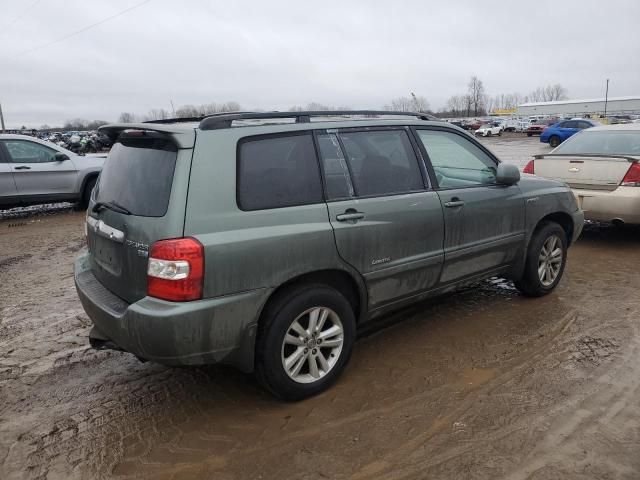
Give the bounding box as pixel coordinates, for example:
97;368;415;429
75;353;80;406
183;129;365;300
71;154;105;193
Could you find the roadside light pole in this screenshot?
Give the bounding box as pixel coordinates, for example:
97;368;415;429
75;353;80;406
0;102;5;133
604;78;610;119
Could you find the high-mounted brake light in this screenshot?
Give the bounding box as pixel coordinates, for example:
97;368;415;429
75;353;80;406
523;160;535;174
621;162;640;187
147;237;204;301
123;129;146;137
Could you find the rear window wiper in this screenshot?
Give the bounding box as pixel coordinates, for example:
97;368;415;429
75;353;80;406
92;200;131;215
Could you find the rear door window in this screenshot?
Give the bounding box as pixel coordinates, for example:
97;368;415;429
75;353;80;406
95;137;177;217
337;130;424;197
3;140;57;163
237;133;323;210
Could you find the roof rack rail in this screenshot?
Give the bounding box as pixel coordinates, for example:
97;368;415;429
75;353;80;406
143;112;258;125
198;110;439;130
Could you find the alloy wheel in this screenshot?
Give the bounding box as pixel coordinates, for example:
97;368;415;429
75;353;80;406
281;307;344;384
538;235;563;286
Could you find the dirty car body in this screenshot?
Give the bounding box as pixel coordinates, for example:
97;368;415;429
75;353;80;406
74;111;584;399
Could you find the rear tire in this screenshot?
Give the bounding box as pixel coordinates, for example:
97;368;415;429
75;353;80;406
76;177;97;210
255;284;356;401
527;132;533;137
514;222;568;297
549;135;561;148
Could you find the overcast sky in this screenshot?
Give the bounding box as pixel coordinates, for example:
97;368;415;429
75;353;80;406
2;0;639;128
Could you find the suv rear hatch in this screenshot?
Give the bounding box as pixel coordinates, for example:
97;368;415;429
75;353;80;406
532;154;638;191
86;127;195;303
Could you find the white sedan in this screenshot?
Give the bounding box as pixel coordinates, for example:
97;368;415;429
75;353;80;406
474;124;502;137
524;124;640;225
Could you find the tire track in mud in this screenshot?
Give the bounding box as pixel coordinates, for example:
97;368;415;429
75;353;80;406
341;309;583;480
356;298;639;480
503;305;640;480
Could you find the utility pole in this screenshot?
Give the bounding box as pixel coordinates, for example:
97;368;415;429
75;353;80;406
170;100;176;117
603;78;610;120
0;102;5;133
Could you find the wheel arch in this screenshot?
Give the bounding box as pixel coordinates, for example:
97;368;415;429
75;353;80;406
79;171;100;199
236;268;365;374
258;269;366;327
511;210;575;282
535;211;574;246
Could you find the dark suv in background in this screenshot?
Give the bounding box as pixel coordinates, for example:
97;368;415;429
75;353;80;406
75;111;583;400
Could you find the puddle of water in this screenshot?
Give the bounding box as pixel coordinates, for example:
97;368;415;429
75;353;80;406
459;367;497;386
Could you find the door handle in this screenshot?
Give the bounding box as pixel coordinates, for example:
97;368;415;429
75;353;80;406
444;199;464;208
336;210;365;222
14;166;31;170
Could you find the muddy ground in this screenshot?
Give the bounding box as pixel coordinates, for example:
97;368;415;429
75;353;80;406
1;135;639;479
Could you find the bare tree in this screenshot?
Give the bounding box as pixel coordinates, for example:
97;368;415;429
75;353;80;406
118;112;136;123
467;76;486;116
175;105;200;118
485;95;495;115
86;120;109;130
544;84;568;101
444;95;465;116
145;108;170;121
306;102;331;111
409;93;430;112
528;84;568;103
221;101;241;112
503;92;524;109
384;97;414;112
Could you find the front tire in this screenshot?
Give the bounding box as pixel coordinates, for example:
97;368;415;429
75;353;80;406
255;284;356;400
515;222;567;297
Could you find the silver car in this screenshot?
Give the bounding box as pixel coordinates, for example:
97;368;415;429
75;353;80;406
524;124;640;225
0;134;104;209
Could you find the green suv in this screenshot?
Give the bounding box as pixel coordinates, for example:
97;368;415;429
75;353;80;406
74;111;584;400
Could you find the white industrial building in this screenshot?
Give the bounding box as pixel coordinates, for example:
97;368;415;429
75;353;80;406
516;96;640;118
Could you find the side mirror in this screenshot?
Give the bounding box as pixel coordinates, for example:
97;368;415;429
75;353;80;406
496;163;520;186
54;152;69;161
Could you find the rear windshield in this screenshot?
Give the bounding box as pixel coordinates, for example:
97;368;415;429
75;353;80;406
553;130;640;156
95;138;178;217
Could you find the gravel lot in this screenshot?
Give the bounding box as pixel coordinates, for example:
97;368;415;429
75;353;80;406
1;134;639;480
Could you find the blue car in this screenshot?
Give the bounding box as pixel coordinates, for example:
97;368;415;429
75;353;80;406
540;119;599;147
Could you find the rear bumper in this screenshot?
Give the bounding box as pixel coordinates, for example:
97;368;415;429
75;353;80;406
74;253;272;371
571;209;585;243
572;186;640;225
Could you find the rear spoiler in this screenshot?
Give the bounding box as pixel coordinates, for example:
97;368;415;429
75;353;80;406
98;123;196;149
534;153;639;163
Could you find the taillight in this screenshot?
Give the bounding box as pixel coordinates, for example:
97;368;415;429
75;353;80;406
523;160;535;174
621;162;640;186
147;237;204;301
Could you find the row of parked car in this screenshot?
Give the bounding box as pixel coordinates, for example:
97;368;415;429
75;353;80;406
450;115;640;146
